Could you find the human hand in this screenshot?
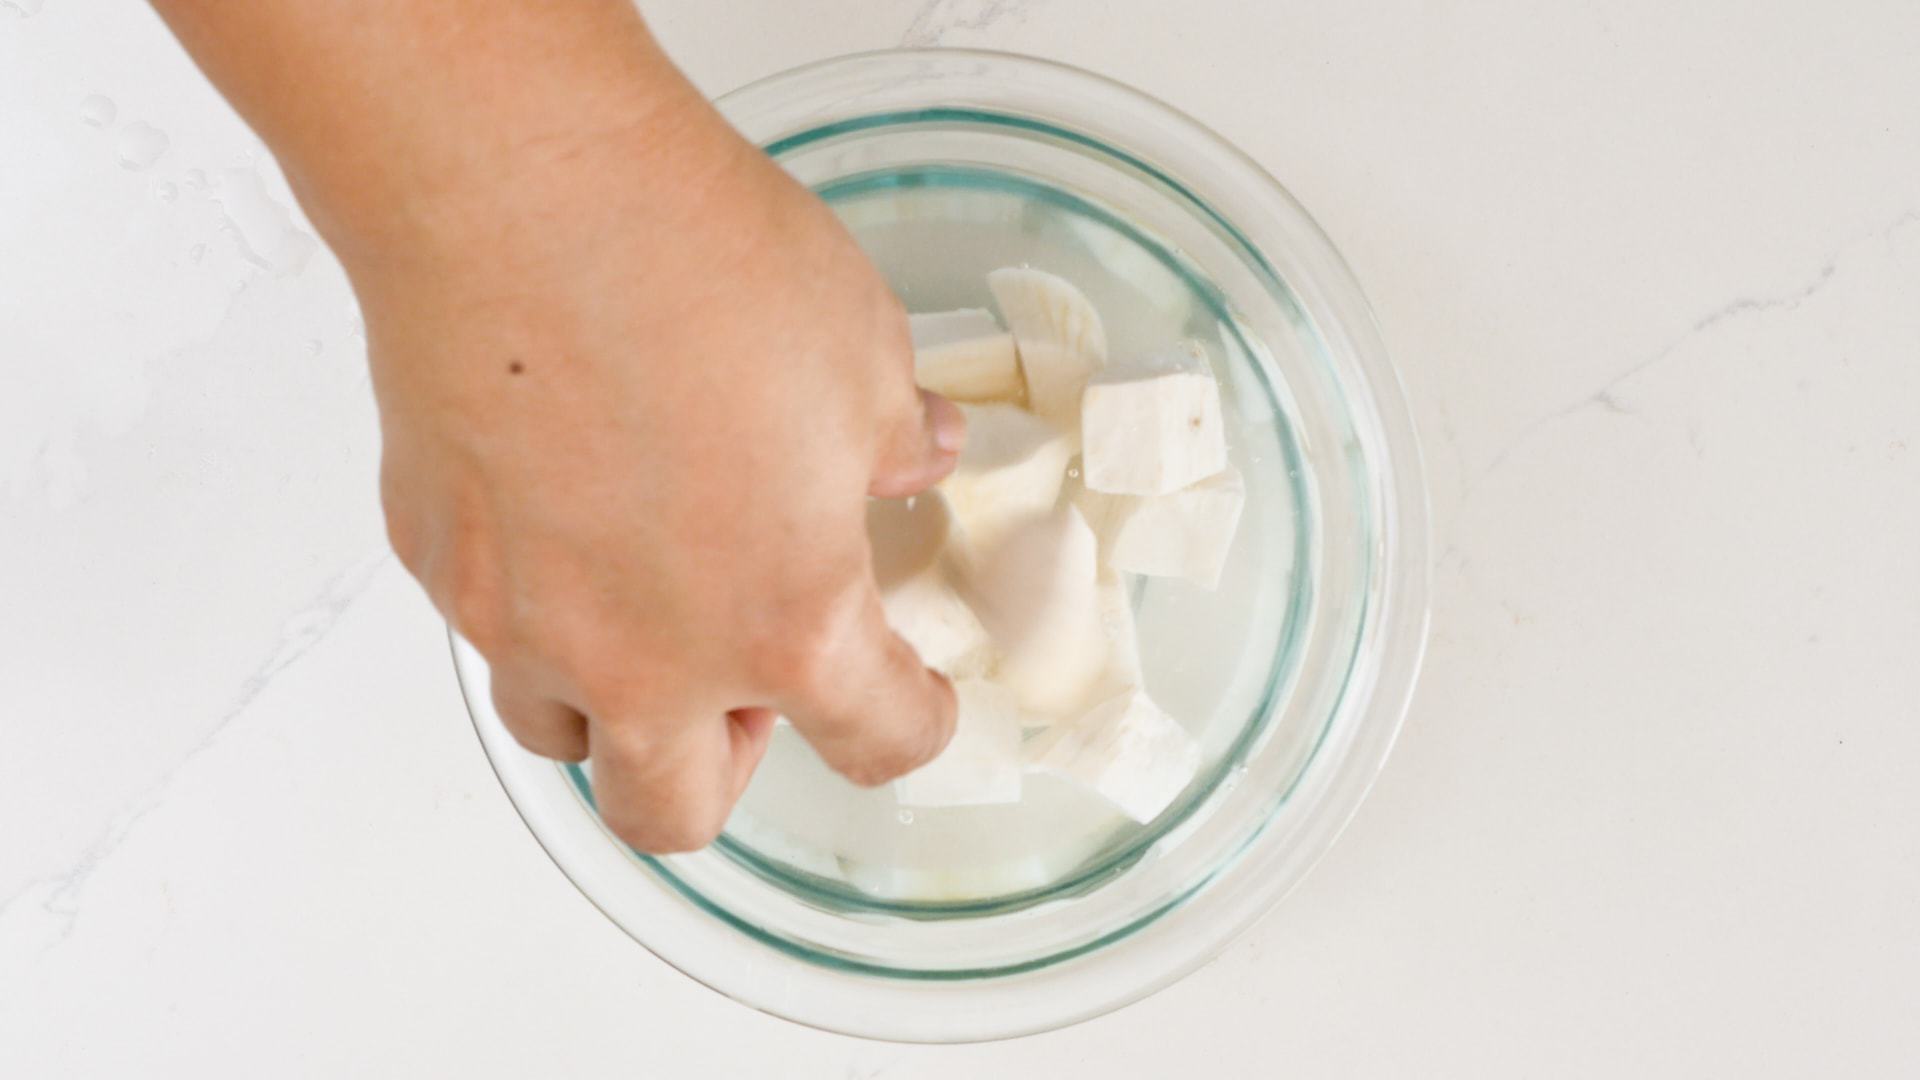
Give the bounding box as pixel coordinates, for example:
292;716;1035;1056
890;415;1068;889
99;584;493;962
152;0;963;852
353;108;964;851
358;112;968;851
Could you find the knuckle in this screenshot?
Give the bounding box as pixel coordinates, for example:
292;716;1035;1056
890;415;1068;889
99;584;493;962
487;676;522;718
493;700;589;764
502;721;569;762
383;513;424;576
572;670;650;726
548;736;590;764
378;469;430;575
513;606;648;711
446;586;507;655
420;526;512;655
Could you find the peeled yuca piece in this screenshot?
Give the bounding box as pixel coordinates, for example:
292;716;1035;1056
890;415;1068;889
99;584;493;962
1092;569;1143;699
892;678;1026;807
1081;341;1227;496
938;403;1074;552
987;267;1108;431
867;492;993;679
1025;688;1201;823
1066;459;1127;557
1079;467;1246;589
909;308;1024;404
963;504;1108;718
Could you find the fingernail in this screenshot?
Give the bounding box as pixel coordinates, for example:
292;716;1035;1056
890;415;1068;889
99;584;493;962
924;391;967;454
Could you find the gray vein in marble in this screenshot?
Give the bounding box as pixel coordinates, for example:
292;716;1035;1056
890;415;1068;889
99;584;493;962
1591;390;1632;416
1471;209;1919;491
902;0;1042;46
0;555;390;936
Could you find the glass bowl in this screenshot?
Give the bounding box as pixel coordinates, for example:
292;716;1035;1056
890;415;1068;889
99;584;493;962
453;48;1429;1043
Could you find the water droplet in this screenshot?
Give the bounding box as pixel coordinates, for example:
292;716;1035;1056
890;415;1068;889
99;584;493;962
184;168;210;191
154;181;178;204
1066;466;1081;479
213;166;318;277
896;810;915;825
188;243;208;264
3;0;47;17
303;339;323;358
79;94;116;128
115;122;170;171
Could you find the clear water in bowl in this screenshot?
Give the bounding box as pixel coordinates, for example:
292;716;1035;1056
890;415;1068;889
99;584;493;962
720;166;1306;908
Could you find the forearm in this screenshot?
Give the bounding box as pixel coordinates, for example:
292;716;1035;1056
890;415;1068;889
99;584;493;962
150;0;717;261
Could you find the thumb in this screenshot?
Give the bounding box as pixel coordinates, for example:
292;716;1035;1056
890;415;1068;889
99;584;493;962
869;389;967;499
774;583;960;786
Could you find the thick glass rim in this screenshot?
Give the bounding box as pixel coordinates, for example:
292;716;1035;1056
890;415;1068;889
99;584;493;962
456;48;1431;1043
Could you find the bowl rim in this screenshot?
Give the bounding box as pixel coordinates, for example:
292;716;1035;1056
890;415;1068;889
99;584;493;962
457;46;1431;1043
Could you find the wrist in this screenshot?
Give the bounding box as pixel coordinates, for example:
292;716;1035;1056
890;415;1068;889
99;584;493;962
278;25;728;272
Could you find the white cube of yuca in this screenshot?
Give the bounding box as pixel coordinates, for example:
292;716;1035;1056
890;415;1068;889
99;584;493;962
1093;468;1245;589
938;403;1074;552
1092;569;1144;699
1081;341;1227;495
1025;688;1201;823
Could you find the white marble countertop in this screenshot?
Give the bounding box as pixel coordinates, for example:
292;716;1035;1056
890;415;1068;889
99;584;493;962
5;2;1917;1075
